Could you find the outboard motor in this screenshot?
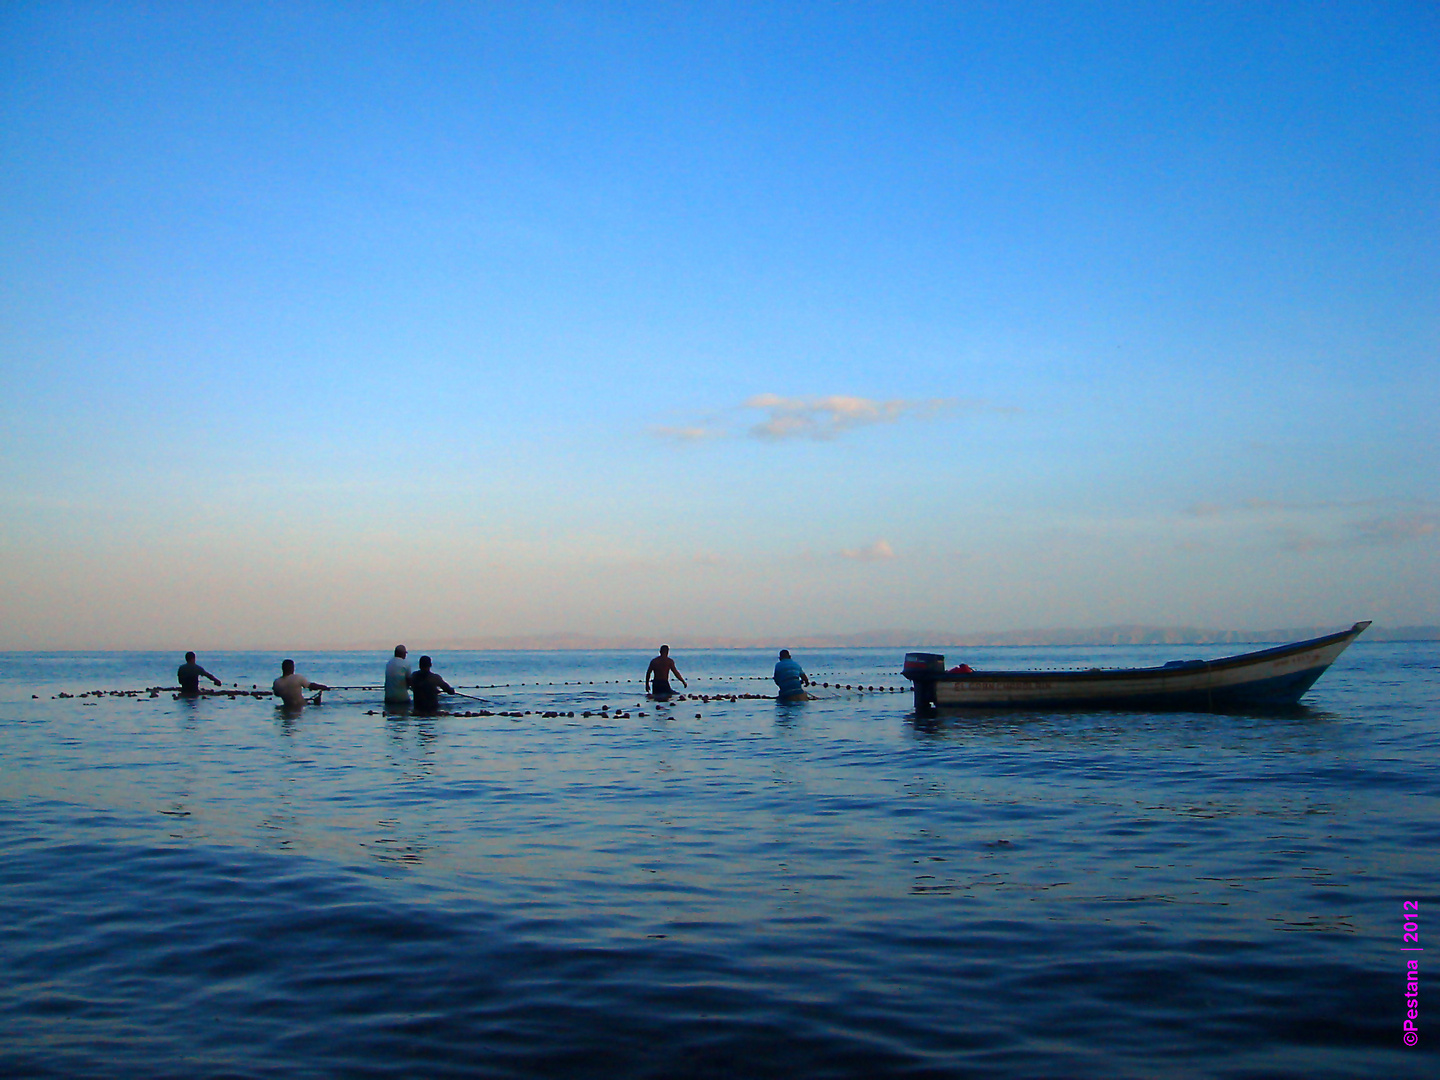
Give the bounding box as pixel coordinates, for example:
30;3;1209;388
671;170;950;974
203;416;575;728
902;652;944;712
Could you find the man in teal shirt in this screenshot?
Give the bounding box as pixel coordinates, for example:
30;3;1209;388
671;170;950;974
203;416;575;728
177;652;222;697
773;650;811;702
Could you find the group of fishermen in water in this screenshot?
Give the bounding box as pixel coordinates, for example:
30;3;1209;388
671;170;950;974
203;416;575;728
176;643;813;712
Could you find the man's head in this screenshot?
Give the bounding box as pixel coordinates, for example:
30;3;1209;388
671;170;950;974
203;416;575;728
281;659;295;675
659;645;670;656
394;645;407;658
778;650;791;660
418;655;433;670
185;651;196;663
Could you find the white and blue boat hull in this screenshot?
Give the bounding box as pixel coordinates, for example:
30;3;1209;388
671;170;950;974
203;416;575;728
903;622;1370;712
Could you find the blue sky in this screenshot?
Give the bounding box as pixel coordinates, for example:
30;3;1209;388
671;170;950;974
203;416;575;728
1;1;1436;648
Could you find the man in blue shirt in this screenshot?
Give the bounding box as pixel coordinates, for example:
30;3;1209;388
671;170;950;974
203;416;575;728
773;650;811;702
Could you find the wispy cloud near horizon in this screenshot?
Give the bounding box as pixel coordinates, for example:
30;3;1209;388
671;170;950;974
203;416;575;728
840;538;897;562
1184;498;1375;518
650;424;728;443
1179;499;1439;553
746;394;957;440
1353;513;1438;544
652;394;1013;444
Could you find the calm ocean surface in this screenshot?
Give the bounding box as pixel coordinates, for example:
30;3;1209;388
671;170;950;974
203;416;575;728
2;642;1436;1078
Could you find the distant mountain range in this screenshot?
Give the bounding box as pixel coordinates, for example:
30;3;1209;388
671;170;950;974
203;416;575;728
366;623;1438;651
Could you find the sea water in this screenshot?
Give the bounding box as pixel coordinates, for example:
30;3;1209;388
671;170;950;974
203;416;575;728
1;643;1436;1078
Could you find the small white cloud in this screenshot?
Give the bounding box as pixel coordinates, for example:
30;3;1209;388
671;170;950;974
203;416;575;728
651;392;1014;444
745;394;954;441
840;539;896;561
650;424;727;443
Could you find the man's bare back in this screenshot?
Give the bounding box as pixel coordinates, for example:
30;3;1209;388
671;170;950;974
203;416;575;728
645;645;686;695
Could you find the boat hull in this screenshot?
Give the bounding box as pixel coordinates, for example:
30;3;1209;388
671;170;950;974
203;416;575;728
904;622;1370;712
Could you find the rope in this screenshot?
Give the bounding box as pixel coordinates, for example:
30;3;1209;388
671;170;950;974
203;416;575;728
41;677;909;702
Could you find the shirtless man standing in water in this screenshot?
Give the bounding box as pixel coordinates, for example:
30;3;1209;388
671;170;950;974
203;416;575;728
272;659;330;708
645;645;687;698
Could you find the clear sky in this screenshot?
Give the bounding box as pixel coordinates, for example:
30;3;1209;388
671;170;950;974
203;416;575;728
2;1;1436;649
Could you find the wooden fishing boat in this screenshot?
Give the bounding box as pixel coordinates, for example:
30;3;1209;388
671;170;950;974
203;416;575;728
902;621;1370;712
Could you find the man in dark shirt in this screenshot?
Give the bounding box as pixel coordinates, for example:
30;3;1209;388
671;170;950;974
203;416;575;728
406;655;455;713
177;652;222;696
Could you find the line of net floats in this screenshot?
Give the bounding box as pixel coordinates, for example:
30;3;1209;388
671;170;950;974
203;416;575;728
39;684;908;698
38;676;909;710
